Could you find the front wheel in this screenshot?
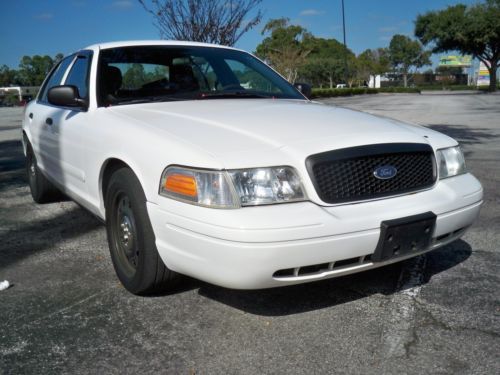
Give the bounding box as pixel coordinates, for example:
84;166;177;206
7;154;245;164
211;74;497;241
105;167;178;294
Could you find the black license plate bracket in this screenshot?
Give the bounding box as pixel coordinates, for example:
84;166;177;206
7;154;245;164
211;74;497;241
372;211;436;262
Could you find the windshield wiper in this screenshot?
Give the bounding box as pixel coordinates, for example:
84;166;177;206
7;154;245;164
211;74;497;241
197;91;271;99
112;95;187;106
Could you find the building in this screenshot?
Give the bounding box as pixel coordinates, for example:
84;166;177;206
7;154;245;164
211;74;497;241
0;86;40;102
438;55;472;69
438;55;473;85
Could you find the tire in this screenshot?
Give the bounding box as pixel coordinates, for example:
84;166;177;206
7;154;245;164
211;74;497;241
105;167;178;295
26;144;61;203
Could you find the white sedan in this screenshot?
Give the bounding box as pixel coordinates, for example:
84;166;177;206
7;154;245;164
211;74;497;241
22;41;483;294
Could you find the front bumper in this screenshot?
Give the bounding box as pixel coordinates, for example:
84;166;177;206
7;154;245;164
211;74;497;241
147;173;483;289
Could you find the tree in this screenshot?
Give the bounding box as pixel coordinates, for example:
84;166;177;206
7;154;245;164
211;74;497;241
3;93;20;106
54;53;64;64
300;36;354;87
389;34;431;87
122;64;148;89
415;0;500;91
0;65;18;86
121;64;168;89
300;57;344;88
255;18;312;83
1;53;64;87
138;0;263;46
302;36;351;61
357;48;390;83
17;55;56;86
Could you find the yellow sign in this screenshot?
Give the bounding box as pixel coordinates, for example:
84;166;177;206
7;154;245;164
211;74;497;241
439;55;472;67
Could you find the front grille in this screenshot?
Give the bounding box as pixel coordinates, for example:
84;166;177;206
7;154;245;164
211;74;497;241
306;143;436;204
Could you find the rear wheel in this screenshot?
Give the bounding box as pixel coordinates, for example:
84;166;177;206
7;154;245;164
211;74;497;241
26;144;61;203
105;167;178;294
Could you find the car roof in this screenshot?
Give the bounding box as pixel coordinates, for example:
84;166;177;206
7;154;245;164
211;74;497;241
83;40;243;52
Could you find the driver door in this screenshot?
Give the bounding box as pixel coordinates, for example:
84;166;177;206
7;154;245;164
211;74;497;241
32;51;92;200
55;51;93;200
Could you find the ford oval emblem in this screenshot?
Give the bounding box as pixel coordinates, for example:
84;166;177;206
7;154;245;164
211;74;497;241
374;165;397;180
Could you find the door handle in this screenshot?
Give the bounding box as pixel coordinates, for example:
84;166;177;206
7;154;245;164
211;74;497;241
29;113;33;119
45;117;53;126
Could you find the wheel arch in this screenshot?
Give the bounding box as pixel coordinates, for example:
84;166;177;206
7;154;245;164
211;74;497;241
22;130;29;156
99;158;149;218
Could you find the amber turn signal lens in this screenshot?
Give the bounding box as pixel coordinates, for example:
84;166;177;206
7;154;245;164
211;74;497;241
159;167;238;208
165;174;197;197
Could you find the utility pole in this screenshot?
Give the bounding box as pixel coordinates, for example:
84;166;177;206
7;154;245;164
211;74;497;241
341;0;349;85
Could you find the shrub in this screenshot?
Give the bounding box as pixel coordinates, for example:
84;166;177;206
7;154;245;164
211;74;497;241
310;87;420;98
2;94;20;106
416;84;473;91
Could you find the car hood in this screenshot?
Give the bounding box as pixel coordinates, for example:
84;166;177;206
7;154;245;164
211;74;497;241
109;99;455;169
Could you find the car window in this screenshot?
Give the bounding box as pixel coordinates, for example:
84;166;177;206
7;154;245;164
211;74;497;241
173;56;218;91
193;58;219;91
39;56;74;103
65;54;92;99
224;59;279;93
97;46;303;106
112;63;169;90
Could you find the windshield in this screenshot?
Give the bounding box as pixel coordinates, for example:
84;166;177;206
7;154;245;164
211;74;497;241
97;45;304;106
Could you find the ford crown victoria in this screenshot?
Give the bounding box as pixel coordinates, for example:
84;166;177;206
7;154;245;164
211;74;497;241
22;41;483;294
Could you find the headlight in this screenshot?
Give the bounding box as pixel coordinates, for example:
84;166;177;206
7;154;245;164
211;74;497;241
436;146;466;179
159;166;306;208
229;166;305;206
159;166;238;208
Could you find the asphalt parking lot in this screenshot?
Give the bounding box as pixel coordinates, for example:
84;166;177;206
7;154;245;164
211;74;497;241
1;93;499;374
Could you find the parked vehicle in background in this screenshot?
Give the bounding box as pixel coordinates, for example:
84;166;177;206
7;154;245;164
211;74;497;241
22;41;482;295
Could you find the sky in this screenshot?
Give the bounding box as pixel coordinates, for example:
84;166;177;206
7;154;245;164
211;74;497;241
0;0;478;69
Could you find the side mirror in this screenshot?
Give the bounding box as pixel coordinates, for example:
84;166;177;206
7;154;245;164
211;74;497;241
48;85;88;109
294;82;312;99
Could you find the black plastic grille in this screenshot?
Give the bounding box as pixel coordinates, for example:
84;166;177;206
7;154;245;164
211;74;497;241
306;143;436;204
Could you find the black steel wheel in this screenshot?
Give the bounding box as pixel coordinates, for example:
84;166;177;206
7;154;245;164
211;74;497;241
111;192;140;278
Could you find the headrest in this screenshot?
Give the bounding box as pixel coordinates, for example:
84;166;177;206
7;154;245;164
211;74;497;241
170;64;199;91
102;65;122;93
